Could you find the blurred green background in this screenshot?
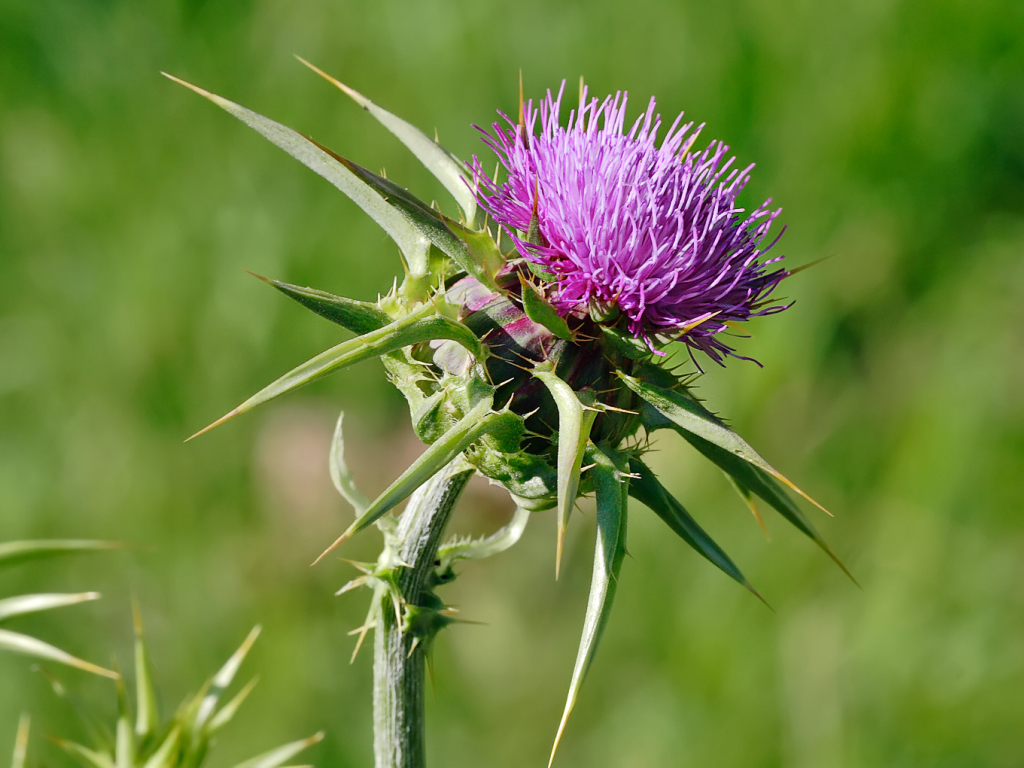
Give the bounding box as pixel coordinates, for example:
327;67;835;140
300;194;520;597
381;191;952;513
2;0;1023;765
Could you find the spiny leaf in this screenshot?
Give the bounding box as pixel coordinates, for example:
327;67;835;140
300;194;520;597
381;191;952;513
0;592;101;624
533;368;597;577
232;732;324;768
325;155;501;292
296;56;478;226
519;275;572;341
208;678;259;734
628;458;764;603
549;447;628;767
0;629;118;679
132;604;160;739
187;303;483;440
329;412;370;516
194;626;261;733
11;714;29;768
444;218;506;281
139;727;180;768
248;273;390;335
620;372;831;516
679;431;856;584
315;395;496;563
0;540;121;569
599;327;651;360
50;738;116;768
114;715;133;768
162;73;430;277
438;506;531;565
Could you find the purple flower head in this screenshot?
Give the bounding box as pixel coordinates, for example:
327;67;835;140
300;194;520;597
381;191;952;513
473;82;790;364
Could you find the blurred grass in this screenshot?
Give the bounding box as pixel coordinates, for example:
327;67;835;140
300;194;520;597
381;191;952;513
1;0;1023;766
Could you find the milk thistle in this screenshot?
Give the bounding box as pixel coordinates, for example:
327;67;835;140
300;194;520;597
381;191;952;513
167;63;850;768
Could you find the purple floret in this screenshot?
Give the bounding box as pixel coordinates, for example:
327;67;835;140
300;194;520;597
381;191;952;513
472;82;790;364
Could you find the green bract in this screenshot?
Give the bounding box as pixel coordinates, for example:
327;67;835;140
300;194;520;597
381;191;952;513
170;64;850;764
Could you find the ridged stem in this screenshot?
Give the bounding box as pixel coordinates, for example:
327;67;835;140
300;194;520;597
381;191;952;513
373;463;472;768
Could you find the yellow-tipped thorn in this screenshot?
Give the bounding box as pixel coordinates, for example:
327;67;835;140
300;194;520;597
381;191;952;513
294;55;364;103
775;474;834;517
406;636;421;659
311;528;354;566
160;72;233;109
679;310;721;335
243;269;274;286
426;651;436;695
751;500;770;539
185;408;242;443
747;583;773;612
518;70;525;130
77;659;121;680
787;253;838;277
827;546;860;588
340;558;374;575
335;577;367;596
349;623;373;663
548;712;572;768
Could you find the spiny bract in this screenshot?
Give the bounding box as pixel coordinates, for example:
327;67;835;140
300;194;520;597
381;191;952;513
168;63;849;765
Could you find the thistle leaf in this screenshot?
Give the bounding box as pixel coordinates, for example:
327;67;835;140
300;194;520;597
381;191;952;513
438;506;530;565
549;448;628;767
599;327;650;360
0;629;118;679
519;275;572;341
194;626;261;733
621;372;831;516
679;431;856;583
296;57;478;226
329;413;370;516
51;738;116;768
533;368;597;577
0;540;121;569
326;156;501;292
231;732;324;768
132;605;160;739
139;727;180;768
628;458;763;602
162;74;430;277
0;592;101;624
248;273;390;335
187;304;484;440
315;395;496;562
11;714;29;768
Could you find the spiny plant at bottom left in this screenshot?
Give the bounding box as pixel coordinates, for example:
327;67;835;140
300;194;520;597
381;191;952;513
1;538;322;768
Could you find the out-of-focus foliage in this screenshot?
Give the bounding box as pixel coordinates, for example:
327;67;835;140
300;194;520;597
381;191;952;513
0;540;118;679
1;1;1022;767
14;619;321;768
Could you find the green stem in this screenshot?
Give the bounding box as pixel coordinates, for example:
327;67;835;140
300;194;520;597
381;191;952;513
373;463;472;768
